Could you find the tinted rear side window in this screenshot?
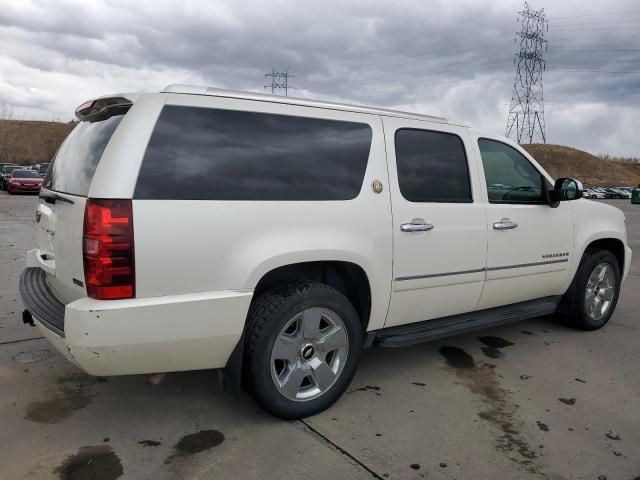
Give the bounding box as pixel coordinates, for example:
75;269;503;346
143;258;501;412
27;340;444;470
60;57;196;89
134;106;373;200
395;129;472;203
44;113;125;196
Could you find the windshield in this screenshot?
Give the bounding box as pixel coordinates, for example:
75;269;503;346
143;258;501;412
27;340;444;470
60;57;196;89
38;164;50;174
2;166;19;175
44;110;127;196
13;170;41;178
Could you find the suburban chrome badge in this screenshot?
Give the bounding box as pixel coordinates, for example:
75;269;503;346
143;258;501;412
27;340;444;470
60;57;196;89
542;252;569;259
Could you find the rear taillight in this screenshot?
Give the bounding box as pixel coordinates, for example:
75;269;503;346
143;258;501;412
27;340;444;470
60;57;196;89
83;199;135;300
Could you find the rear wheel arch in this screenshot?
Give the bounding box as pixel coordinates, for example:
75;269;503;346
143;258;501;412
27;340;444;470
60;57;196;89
223;261;371;394
251;261;372;331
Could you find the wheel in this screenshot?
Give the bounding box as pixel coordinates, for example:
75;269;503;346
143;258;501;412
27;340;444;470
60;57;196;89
560;249;621;330
244;281;363;419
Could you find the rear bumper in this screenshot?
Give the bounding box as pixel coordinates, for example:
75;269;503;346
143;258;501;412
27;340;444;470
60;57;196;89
19;268;65;336
19;267;252;376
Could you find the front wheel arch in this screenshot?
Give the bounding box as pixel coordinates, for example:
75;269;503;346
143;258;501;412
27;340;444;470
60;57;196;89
581;238;625;272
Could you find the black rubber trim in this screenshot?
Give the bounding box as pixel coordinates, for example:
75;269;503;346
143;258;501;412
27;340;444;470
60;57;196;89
19;268;65;337
371;296;561;348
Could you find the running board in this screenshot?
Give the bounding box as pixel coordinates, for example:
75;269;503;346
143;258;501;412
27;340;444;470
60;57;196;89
371;296;562;348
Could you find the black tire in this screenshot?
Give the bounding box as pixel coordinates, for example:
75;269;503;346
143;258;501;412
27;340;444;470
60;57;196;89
559;249;621;330
244;280;363;419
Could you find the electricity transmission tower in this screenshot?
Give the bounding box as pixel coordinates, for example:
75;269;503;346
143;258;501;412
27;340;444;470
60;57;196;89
264;67;294;96
505;2;548;144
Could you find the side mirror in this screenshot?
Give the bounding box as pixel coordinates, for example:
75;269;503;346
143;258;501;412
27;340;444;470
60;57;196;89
554;178;583;201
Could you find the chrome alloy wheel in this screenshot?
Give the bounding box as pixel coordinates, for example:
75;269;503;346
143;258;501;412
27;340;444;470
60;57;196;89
585;262;616;321
270;307;349;402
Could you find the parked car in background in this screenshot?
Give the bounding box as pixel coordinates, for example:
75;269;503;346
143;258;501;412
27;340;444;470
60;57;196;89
0;162;17;171
0;164;21;191
7;169;44;194
37;163;50;177
610;188;631;199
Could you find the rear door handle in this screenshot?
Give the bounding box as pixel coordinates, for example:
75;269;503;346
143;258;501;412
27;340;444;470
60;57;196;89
401;222;434;233
493;220;518;230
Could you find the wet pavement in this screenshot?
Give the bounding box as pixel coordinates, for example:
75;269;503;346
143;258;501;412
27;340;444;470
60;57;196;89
1;193;638;480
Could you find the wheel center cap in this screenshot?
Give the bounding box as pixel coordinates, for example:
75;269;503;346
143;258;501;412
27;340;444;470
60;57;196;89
301;345;315;360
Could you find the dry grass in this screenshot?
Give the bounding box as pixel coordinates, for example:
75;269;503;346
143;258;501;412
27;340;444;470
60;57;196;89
0;120;75;165
523;144;640;187
0;120;637;187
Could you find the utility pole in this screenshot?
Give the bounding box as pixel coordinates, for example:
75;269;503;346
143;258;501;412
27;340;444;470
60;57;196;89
264;67;294;96
505;2;548;144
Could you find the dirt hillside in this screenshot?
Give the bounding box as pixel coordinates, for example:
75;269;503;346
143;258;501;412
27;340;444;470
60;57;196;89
0;120;75;165
523;144;640;187
0;120;638;186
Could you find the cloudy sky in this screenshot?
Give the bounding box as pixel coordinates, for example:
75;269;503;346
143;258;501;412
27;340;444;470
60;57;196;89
0;0;638;156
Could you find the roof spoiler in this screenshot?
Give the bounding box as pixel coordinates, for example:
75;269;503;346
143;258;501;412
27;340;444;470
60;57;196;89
75;96;133;121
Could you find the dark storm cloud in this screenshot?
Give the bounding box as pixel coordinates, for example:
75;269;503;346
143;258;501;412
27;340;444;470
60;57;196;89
0;0;638;155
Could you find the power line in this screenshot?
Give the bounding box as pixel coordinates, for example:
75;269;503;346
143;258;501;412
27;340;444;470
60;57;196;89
506;2;548;144
337;38;513;78
552;19;640;26
552;9;640;19
553;26;640;31
360;76;501;100
337;26;512;70
264;67;294;96
547;68;639;74
342;52;512;88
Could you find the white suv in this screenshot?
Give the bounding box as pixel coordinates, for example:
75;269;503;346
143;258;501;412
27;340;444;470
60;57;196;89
20;85;632;419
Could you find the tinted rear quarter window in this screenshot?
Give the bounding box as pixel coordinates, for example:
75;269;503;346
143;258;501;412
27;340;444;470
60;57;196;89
44;113;126;196
134;106;373;200
395;129;472;203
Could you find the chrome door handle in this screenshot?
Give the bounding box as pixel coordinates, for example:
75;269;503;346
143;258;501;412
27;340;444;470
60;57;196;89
493;220;518;230
401;222;434;232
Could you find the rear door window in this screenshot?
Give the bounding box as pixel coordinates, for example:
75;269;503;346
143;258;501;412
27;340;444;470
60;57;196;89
134;106;373;200
394;128;472;203
44;113;126;196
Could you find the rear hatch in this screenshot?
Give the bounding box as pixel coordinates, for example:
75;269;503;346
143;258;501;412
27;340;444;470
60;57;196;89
36;98;132;304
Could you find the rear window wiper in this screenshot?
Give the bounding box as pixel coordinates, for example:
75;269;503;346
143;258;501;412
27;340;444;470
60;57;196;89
39;190;74;205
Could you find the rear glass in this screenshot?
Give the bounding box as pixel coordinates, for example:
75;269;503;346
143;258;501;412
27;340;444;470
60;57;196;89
13;170;40;178
44;113;126;196
134;106;373;200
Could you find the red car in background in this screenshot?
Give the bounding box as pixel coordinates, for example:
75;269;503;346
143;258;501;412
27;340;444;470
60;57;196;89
7;169;43;194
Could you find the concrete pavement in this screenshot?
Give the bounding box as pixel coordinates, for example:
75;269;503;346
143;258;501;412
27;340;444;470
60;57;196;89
1;193;638;480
